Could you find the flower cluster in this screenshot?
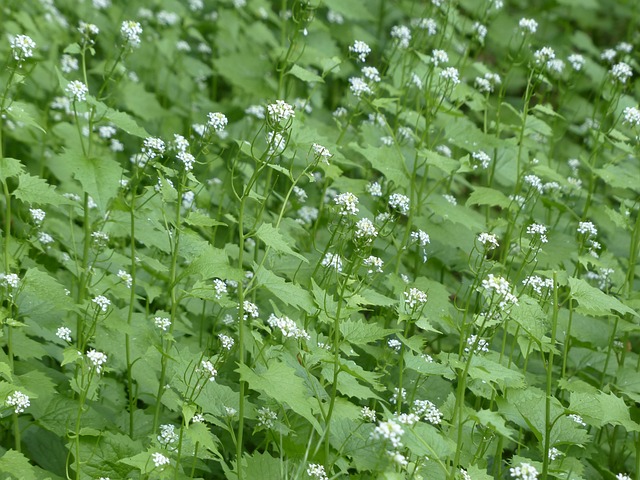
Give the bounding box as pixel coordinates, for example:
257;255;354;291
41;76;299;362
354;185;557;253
522;275;554;295
412;399;443;424
371;419;404;448
388;193;410;215
404;287;428;308
10;35;36;63
257;406;277;428
92;295;111;312
334;192;359;216
266;314;310;340
199;360;217;381
307;464;328;480
6;391;30;414
321;252;343;272
481;274;519;308
65;81;89;102
510;462;539;480
121;20;143;47
152;452;170;468
154;316;171;331
267;100;295;122
478;232;499;250
349;40;371;62
87;349;108;373
354;218;378;242
363;256;384;273
526;223;549;244
464;334;490;355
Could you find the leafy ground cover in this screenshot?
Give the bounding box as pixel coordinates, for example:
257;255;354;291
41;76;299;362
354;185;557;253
0;0;639;478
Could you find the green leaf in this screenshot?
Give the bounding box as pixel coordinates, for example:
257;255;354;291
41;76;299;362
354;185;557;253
238;360;322;433
185;422;222;458
12;173;71;206
348;142;409;187
6;101;46;133
340;319;395;345
0;450;38;480
466;186;510;208
287;64;324;83
254;266;315;313
184;211;227;228
570;391;640;431
255;222;308;263
243;452;283;480
0;157;25;181
568;277;638;317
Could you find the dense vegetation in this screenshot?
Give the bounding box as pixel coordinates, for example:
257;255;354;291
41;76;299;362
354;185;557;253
0;0;639;478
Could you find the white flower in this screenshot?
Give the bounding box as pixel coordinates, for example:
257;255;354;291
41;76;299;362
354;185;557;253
266;131;286;155
411;230;430;246
404;288;427;308
142;137;165;159
354;218;378;241
478;232;499;249
440;67;460;85
616;474;631;480
177;151;195;171
601;49;617;62
473;22;488;43
266;314;310;340
471;150;491;169
465;334;490;354
362;66;381;82
92;295;111;312
522;276;554;295
158;424;178;445
200;360;217;381
412;17;437;35
363;256;384;273
327;10;344;24
412;399;443;424
37;232;53;245
388;338;401;351
334;192;359;216
390;25;411;48
366;181;382;196
443;194;457;205
611;62;633;84
56;326;72;342
432;49;449;66
349;40;371;62
568;413;586;426
78;21;100;38
65;81;88;102
577;221;597;236
307;464;328;480
548;447;562;461
321;252;343;272
388;193;410;215
623;106;640;126
349;77;372;97
311;143;332;163
87;349;107;373
518;18;538;34
30;208;46;225
121;21;143;48
219;334;234;350
243;301;259;319
481;274;519;307
361;406;377;422
534;47;555;66
371;419;404;448
6;391;30;413
267;100;295;122
9;35;36;63
157;10;180;26
257;406;277;428
207;112;228;131
510;462;539;480
154;316;171;331
568;54;585;71
117;270;132;288
436;145;452;157
212;279;227;299
61;54;79;73
524;174;543;193
152;452;170;468
527;223;548;243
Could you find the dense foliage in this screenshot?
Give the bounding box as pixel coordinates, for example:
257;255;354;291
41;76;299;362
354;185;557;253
0;0;639;478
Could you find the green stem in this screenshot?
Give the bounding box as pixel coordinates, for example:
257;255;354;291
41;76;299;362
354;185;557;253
542;272;559;478
126;200;137;437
